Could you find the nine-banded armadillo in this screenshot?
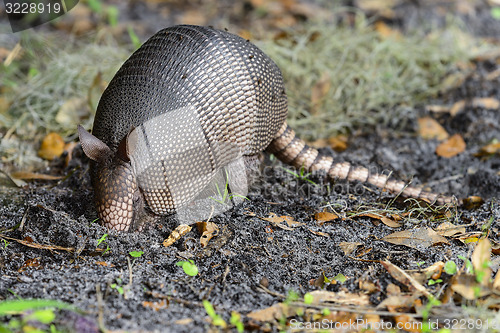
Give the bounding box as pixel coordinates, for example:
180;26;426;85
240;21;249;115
78;25;455;232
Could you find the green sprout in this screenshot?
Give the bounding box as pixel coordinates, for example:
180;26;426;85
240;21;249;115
97;233;110;255
176;260;199;277
280;166;317;185
203;300;226;328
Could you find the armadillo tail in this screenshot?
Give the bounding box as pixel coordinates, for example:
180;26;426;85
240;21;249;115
266;122;456;205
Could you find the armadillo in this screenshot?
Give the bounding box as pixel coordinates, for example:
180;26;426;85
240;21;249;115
78;25;455;232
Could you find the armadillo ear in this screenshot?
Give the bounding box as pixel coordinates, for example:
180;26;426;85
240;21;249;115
78;125;111;162
116;131;131;162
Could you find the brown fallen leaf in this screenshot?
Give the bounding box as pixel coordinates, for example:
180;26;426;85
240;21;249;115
449;100;465;116
197;221;219;247
10;171;62;181
475;142;500;157
380;216;402;228
307;290;370;306
163;225;192;247
380;260;432;298
394;315;421;333
493;269;500;291
95;261;115;267
314;211;339;222
260;213;299;230
142;300;168;311
472;238;492;287
472;97;500;109
174;318;194;325
374;21;401;39
436;134;466;158
38;132;65;160
308;229;330;237
418;117;449;140
338;242;363;256
451;274;491;300
435;222;466;237
382;227;449;250
247;303;296;322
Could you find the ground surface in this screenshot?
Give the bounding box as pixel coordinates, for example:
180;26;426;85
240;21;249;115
1;1;500;332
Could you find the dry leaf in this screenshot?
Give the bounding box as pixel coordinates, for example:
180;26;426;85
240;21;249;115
386;283;401;295
462;196;484;209
394;315;421;333
472;97;500;109
451;274;491;300
197;221;219;247
418;117;449;140
95;261;115;267
38;132;65;160
426;105;451;113
314;211;339;222
475;142;500;157
247;303;294;322
174;318;194;325
380;260;431;297
382;227;449;250
308;229;330;237
472;238;492;287
55;97;86;128
436;134;466;158
260;213;298;230
338;242;363;256
328;135;348;152
440;72;466;93
435;222;466;237
374;21;401;39
380;217;402;228
449;100;465;116
10;171;62;181
142;300;168;311
308;290;370;306
493;270;500;290
163;225;192;247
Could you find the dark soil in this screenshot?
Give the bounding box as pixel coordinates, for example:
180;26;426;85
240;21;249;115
1;1;500;332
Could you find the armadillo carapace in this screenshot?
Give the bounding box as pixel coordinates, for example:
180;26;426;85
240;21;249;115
78;25;455;232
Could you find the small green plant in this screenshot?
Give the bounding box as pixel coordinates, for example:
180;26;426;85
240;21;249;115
203;300;226;328
110;278;124;295
303;292;314;304
491;7;500;20
209;171;249;205
230;311;244;333
416;261;426;268
97;233;110;255
1;239;8;249
129;251;143;258
333;273;347;284
428;279;442;286
444;260;457;275
280;166;317;185
127;26;142;50
458;255;474;274
0;299;76;332
176;260;199;276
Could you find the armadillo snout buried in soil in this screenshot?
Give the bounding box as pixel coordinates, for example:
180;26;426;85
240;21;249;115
78;25;456;232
